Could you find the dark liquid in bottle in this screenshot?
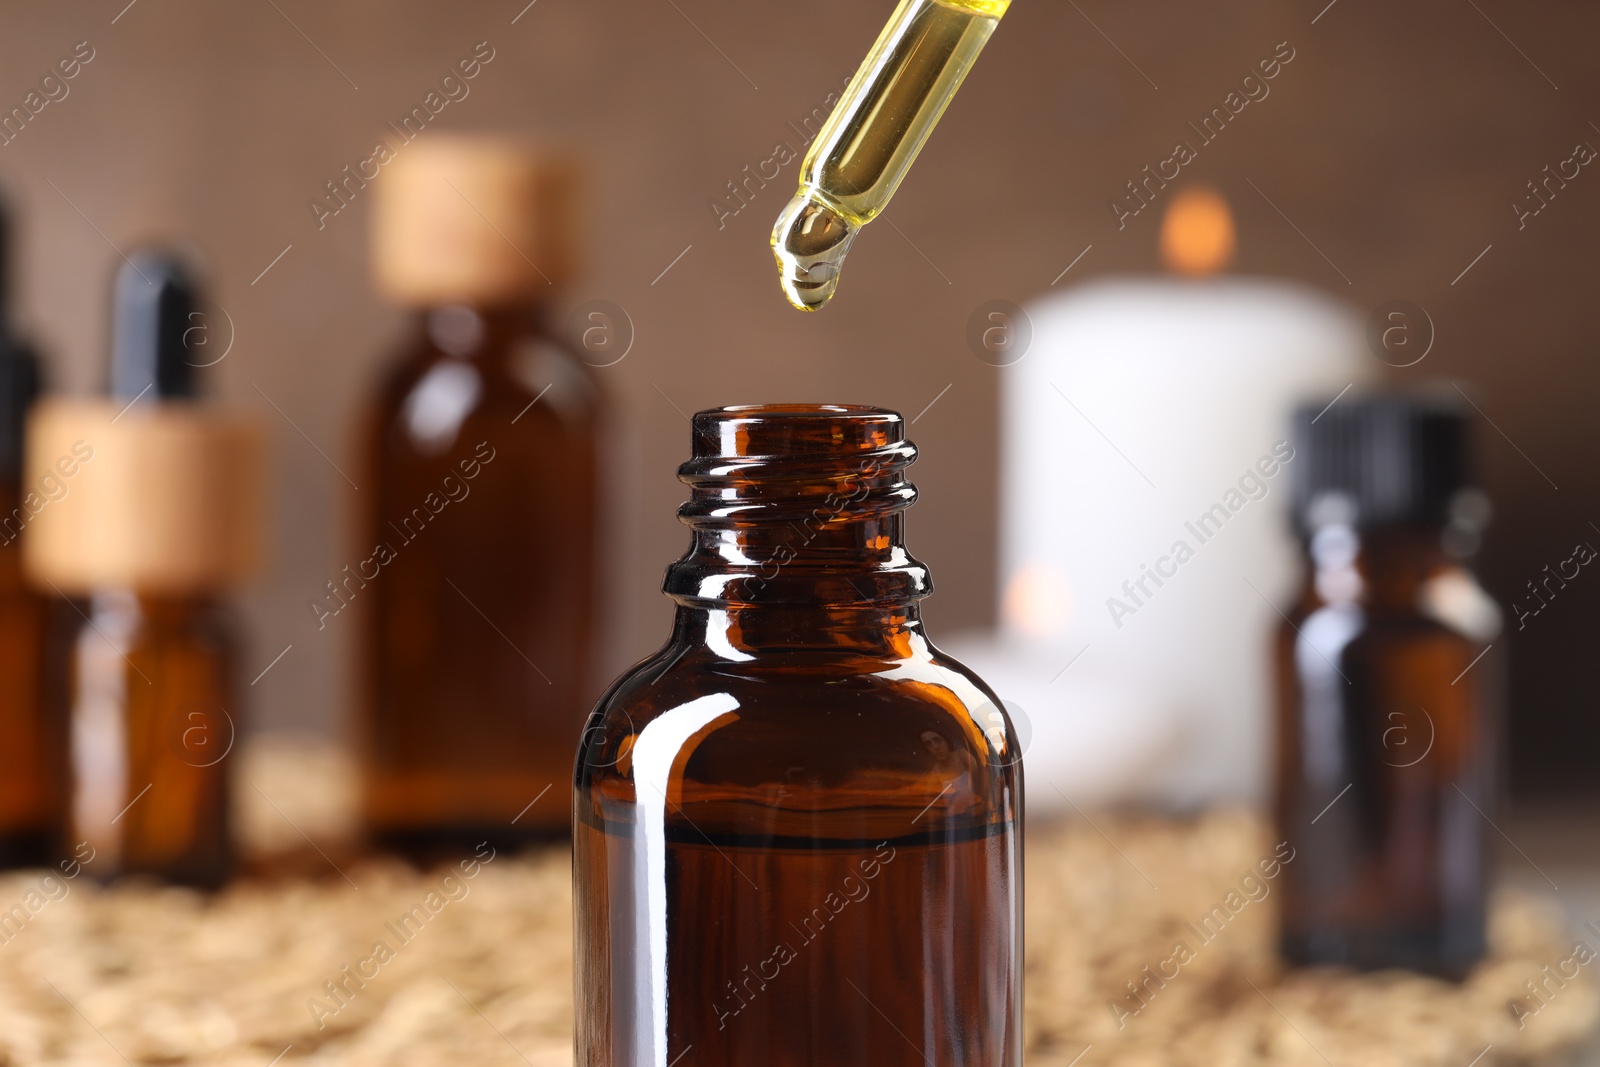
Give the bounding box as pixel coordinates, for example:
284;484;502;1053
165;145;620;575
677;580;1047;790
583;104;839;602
75;593;234;888
1273;562;1495;976
359;307;601;856
578;821;1015;1067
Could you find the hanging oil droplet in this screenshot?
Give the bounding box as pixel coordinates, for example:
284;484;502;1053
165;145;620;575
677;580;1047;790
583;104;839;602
772;195;859;311
770;0;1009;312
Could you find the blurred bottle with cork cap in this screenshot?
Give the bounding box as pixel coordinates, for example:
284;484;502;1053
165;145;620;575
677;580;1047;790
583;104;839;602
25;250;265;888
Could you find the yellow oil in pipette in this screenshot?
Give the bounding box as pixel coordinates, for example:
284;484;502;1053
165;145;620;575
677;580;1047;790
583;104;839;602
771;0;1010;311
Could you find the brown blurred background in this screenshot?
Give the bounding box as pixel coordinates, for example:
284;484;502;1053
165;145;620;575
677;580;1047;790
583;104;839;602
0;0;1593;795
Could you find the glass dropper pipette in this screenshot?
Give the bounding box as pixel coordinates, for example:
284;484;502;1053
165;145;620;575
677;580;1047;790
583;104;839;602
771;0;1011;311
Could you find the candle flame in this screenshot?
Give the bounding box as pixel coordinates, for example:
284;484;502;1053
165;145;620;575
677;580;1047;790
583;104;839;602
1160;186;1235;277
1002;563;1072;639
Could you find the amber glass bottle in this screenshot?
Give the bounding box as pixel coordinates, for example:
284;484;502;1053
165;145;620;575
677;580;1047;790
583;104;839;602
0;199;70;869
358;137;602;854
25;252;262;888
575;405;1023;1067
1274;394;1499;977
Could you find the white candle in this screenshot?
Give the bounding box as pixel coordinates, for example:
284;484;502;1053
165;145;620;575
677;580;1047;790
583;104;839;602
946;189;1375;809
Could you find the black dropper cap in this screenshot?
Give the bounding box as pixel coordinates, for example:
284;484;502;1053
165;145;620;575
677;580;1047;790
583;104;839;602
0;196;40;482
1291;392;1474;534
110;251;201;401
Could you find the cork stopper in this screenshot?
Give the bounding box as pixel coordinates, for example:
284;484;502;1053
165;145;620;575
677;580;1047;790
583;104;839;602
373;137;575;306
22;400;265;595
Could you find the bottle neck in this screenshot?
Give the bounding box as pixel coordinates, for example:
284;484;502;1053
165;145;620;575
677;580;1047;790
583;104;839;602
417;301;549;361
1305;523;1452;613
669;600;928;657
661;405;933;652
92;588;219;624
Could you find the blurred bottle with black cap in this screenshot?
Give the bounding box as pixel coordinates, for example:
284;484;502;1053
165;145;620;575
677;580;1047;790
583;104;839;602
24;251;264;888
1273;390;1501;978
0;194;74;869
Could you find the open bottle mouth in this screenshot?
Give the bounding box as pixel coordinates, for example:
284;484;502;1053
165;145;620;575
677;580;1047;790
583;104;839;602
688;402;905;456
665;404;930;608
678;403;918;514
